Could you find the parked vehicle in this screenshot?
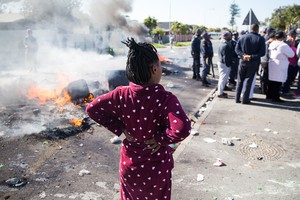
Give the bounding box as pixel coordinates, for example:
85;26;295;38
209;32;221;40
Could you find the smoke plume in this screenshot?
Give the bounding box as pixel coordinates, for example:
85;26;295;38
0;0;150;137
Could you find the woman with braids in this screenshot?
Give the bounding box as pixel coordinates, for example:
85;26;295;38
86;38;191;200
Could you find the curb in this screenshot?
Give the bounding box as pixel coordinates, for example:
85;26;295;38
173;86;217;161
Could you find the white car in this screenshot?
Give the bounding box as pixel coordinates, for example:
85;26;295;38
209;32;221;40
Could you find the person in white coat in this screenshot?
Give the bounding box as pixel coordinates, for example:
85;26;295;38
267;31;295;102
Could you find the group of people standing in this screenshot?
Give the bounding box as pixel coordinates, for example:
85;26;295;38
262;29;298;102
196;23;299;104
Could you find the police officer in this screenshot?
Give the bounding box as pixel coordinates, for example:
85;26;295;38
191;29;202;81
201;32;213;87
228;32;239;87
235;24;265;104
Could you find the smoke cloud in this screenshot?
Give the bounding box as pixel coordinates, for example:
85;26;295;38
0;0;149;105
0;0;150;137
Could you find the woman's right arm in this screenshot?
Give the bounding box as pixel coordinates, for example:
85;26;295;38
86;90;125;136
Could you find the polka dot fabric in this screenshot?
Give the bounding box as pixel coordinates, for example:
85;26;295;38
86;82;191;200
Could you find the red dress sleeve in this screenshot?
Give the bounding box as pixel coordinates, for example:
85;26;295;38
154;95;191;146
86;89;124;136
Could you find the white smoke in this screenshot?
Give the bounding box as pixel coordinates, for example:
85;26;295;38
0;0;150;137
0;0;149;106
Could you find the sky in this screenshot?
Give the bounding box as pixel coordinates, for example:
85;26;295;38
127;0;299;30
2;0;298;31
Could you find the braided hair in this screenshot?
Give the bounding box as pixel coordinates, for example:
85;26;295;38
122;38;159;85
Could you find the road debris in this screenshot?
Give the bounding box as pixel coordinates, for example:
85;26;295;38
5;177;27;188
203;137;216;143
166;82;175;88
199;107;207;112
249;142;258;148
245;162;256;168
78;169;91;176
191;129;199;136
110;136;122;144
221;138;233;146
197;174;204;182
39;191;46;199
231;136;241;141
213;159;225;167
257;157;263;160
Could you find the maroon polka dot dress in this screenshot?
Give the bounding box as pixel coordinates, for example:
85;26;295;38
86;82;191;200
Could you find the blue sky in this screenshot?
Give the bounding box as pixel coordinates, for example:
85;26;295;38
127;0;299;30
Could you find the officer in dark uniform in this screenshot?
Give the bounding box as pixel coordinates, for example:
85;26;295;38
235;24;265;104
191;29;202;80
228;32;239;87
200;32;213;87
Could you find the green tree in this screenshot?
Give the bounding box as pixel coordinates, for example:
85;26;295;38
269;4;300;31
207;27;221;32
143;16;157;35
151;27;164;37
198;25;207;32
170;21;191;35
191;25;207;34
228;1;240;31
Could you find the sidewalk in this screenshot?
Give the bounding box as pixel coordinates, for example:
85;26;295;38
172;83;300;200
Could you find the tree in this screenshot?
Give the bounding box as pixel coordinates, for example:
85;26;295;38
143;17;157;35
198;25;207;32
151;27;164;37
191;25;207;35
269;4;300;31
170;21;191;35
228;1;240;31
207;27;221;32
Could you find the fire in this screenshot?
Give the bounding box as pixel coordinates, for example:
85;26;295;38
55;89;72;107
158;55;170;63
69;119;83;127
83;93;94;103
26;86;61;104
26;86;72;107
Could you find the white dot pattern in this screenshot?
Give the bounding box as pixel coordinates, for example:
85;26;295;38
86;83;191;200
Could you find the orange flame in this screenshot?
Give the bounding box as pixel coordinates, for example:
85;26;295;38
69;119;83;127
26;86;72;107
83;93;94;103
26;86;61;104
159;55;170;63
56;89;72;107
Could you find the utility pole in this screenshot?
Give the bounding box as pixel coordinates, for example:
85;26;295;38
169;0;172;35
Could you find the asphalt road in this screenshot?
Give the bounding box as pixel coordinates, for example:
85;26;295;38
0;45;218;200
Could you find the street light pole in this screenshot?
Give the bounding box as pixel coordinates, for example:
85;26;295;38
169;0;172;35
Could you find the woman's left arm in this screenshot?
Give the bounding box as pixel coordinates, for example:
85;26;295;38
154;96;191;146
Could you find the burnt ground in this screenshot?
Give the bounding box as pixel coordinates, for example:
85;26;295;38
0;48;215;200
0;126;121;200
